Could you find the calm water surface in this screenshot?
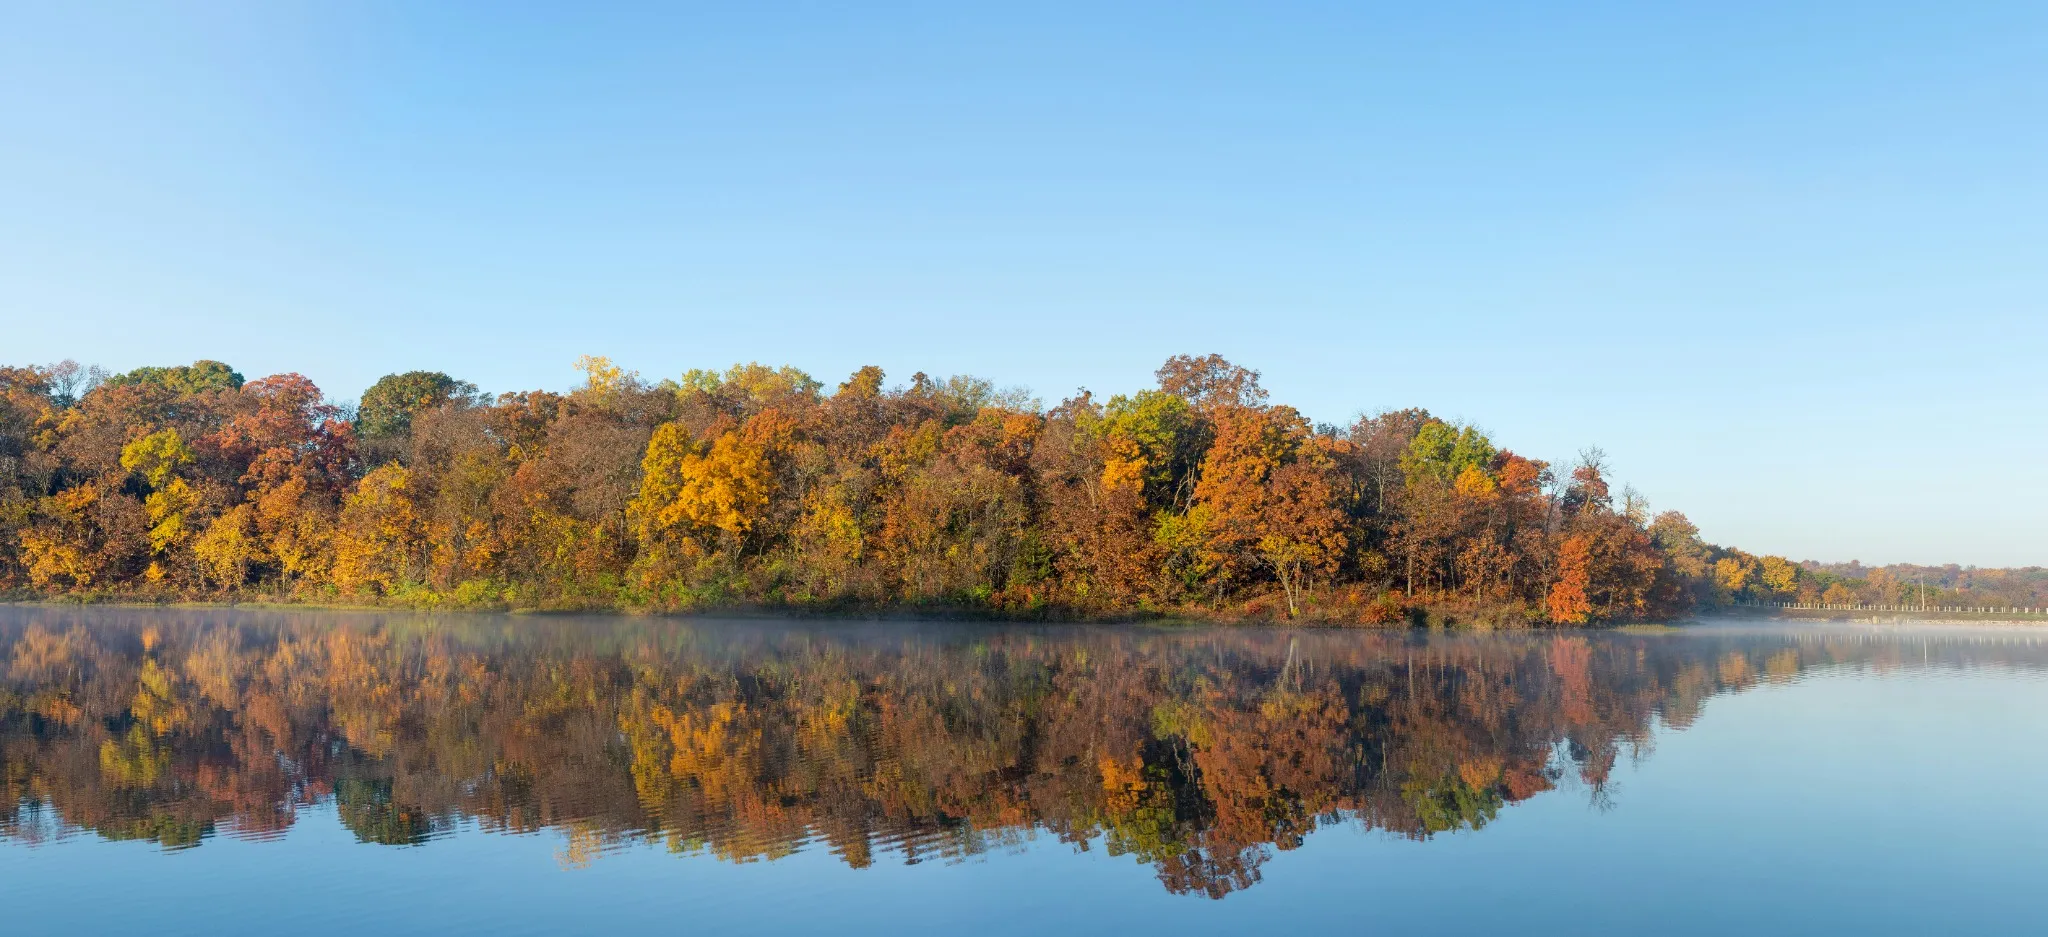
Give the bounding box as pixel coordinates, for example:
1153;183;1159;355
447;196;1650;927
2;607;2044;935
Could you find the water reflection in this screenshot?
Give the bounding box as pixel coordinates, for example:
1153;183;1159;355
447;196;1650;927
3;609;2044;897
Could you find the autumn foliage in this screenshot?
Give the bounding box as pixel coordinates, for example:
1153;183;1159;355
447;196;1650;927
6;355;2017;623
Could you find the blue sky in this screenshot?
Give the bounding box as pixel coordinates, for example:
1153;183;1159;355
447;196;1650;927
3;2;2043;566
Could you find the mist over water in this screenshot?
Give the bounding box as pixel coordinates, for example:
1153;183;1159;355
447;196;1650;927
4;608;2045;935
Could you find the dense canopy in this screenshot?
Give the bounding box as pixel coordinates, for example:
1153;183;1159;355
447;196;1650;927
1;356;2034;621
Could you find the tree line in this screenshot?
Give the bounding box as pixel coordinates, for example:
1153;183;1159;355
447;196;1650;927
0;354;1997;623
1790;561;2045;610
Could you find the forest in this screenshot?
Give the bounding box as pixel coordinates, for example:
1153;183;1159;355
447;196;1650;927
4;609;1996;895
1;355;2034;624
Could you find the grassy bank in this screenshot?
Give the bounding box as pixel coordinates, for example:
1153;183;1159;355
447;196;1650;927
1;587;1627;630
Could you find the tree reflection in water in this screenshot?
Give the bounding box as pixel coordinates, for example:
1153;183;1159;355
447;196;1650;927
2;609;2034;897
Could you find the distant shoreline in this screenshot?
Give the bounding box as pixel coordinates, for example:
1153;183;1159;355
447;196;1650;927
1698;607;2048;627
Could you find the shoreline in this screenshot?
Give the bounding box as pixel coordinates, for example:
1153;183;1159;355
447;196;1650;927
0;593;1563;629
7;596;2043;630
1697;608;2048;627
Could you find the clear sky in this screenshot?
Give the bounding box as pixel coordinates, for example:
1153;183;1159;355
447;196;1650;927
3;2;2043;567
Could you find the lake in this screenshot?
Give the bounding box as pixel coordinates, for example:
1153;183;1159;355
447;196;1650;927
2;607;2044;935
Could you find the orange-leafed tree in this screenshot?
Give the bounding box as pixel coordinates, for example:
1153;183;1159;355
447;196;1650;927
1194;405;1347;617
1547;535;1593;624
